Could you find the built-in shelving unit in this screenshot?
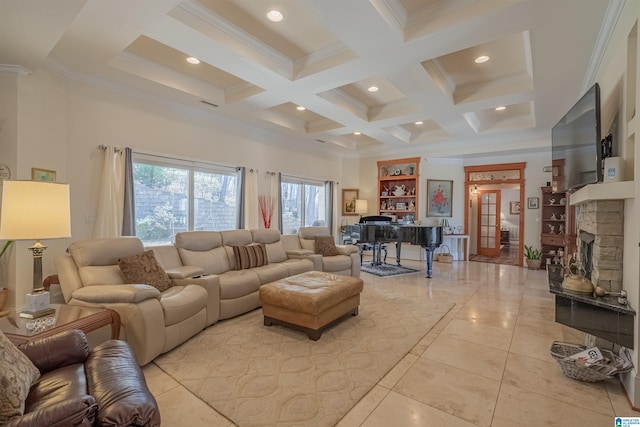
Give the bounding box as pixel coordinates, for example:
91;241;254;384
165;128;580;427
541;186;576;268
377;157;419;222
540;187;567;266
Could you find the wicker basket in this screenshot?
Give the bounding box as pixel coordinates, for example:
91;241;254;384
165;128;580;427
550;341;632;382
436;245;453;263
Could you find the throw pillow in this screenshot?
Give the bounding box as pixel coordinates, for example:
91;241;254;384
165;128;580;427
233;243;268;270
314;235;340;256
0;331;40;423
118;250;174;292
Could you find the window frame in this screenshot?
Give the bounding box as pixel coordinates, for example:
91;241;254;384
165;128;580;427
280;175;328;234
132;153;239;243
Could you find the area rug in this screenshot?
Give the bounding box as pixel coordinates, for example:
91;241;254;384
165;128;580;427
469;254;518;266
360;263;420;277
154;283;454;427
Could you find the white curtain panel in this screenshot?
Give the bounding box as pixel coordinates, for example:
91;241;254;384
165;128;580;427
244;169;259;230
93;146;125;238
267;173;280;229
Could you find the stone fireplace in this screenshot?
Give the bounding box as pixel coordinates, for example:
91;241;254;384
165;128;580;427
574;199;624;292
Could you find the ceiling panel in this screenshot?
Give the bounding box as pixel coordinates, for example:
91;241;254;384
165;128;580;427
0;0;613;158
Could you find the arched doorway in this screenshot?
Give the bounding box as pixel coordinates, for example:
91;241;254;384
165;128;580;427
464;163;526;267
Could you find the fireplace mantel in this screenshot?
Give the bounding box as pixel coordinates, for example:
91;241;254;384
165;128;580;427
569;181;634;205
548;265;635;348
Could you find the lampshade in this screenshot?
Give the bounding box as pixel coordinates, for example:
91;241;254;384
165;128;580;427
0;181;71;240
355;199;368;214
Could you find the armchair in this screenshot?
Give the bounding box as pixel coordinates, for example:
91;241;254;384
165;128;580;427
6;329;159;426
282;227;360;277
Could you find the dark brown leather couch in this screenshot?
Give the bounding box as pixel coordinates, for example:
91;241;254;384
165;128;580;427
6;329;160;427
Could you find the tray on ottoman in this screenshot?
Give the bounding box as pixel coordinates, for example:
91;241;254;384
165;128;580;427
259;271;364;340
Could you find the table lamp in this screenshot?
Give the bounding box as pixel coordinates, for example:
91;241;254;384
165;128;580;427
0;181;71;318
355;199;368;218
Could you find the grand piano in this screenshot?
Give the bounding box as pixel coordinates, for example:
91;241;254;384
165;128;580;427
355;220;443;278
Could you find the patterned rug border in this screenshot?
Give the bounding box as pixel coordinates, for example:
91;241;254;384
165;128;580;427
468;254;518;266
361;263;420;277
153;284;455;427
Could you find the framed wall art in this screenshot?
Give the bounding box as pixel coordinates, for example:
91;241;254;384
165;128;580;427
527;197;539;209
426;179;452;217
31;168;56;182
342;188;359;216
510;200;521;215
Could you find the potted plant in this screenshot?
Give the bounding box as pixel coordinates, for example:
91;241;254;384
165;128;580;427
524;244;542;270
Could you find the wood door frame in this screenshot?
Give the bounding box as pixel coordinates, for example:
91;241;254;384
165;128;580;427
464;162;526;267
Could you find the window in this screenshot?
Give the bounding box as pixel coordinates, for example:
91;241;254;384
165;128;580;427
281;177;327;234
133;154;238;245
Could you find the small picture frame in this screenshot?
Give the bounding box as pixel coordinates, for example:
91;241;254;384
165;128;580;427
342;189;359;216
510;201;521;215
527;197;539;209
31;168;56;182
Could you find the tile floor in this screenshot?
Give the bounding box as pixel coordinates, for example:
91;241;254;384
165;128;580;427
142;259;639;426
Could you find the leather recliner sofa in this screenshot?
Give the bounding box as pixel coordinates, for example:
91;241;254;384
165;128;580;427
173;229;315;320
55;237;219;366
7;329;160;427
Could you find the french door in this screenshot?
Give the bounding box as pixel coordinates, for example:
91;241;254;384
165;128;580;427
477;190;501;257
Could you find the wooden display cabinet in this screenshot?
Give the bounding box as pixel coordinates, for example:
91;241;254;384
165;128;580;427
377;157;420;222
540;186;576;269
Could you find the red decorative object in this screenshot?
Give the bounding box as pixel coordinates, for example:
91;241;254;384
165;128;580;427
258;196;275;229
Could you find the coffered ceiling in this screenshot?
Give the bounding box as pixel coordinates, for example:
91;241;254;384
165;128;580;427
0;0;614;158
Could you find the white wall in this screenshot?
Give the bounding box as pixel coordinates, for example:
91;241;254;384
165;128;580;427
62;80;344;241
593;1;640;407
3;67;346;309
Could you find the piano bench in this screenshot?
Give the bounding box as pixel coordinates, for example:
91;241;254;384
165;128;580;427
259;271;364;340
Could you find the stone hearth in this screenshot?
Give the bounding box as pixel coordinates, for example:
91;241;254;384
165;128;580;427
575;199;624;292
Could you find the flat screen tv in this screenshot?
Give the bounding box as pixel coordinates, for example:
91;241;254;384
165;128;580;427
551;83;602;192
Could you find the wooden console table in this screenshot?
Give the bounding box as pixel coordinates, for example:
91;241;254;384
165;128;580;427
0;304;121;345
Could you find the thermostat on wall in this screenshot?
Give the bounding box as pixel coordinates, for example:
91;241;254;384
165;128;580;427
0;163;11;183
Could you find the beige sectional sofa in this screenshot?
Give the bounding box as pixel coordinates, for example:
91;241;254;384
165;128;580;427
174;229;315;320
55;228;359;365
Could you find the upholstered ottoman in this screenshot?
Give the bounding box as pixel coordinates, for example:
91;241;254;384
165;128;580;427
259;271;364;340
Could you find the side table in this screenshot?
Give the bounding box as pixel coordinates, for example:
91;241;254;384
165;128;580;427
0;304;121;345
442;234;470;261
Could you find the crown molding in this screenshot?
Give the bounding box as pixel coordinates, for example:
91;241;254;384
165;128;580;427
369;0;407;39
177;0;293;79
0;64;32;76
582;0;626;93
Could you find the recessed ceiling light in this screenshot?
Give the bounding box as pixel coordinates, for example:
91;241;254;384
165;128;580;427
368;86;379;92
475;55;490;64
296;106;306;111
186;56;200;65
266;10;284;22
495;106;506;111
354;131;361;135
414;121;424;125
